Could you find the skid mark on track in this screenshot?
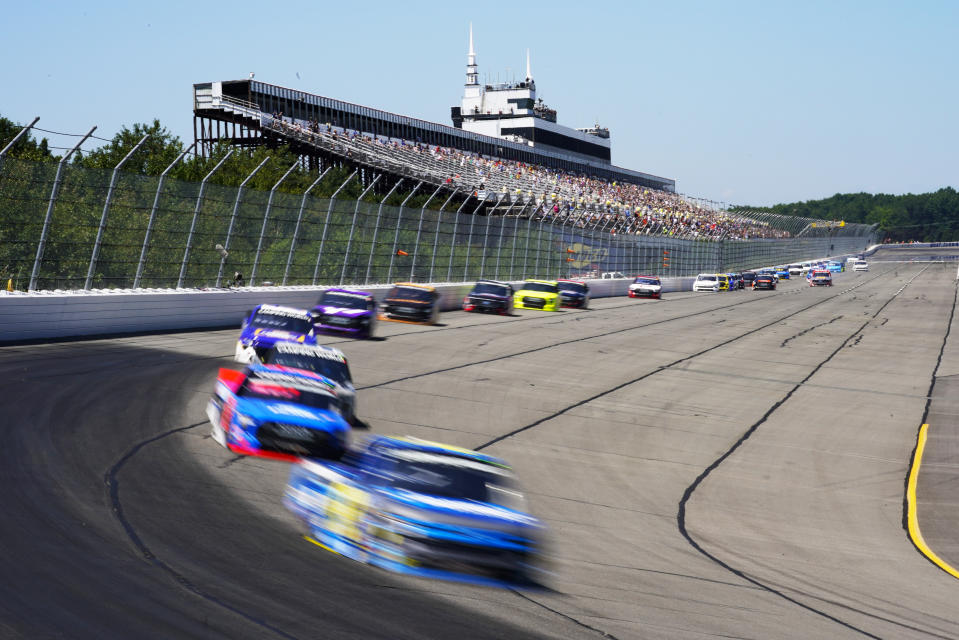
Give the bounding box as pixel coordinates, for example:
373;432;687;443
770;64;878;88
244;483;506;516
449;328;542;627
903;280;959;576
780;316;843;348
475;273;891;452
106;422;304;640
677;265;934;638
217;454;246;469
471;265;923;638
359;297;776;391
361;271;893;395
507;588;621;640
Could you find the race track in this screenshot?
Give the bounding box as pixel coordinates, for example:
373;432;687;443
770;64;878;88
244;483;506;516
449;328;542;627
2;261;959;639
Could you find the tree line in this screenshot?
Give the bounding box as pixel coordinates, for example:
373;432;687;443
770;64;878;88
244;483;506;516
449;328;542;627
733;189;959;243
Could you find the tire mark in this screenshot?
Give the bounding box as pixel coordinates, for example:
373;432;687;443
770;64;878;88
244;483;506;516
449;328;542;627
360;270;891;393
471;266;923;638
106;422;304;640
780;315;843;348
508;588;620;640
475;274;888;451
677;265;932;639
902;279;959;554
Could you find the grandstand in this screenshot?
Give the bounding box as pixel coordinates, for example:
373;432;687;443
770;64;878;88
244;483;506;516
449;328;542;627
191;35;872;242
193;93;814;240
192;81;671;188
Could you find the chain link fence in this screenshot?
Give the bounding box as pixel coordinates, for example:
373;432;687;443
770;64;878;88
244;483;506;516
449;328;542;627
0;156;878;291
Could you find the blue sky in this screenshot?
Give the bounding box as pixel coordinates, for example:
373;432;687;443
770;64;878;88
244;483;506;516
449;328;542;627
2;0;956;206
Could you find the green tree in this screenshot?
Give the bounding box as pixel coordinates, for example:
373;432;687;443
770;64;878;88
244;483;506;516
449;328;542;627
735;188;959;242
0;115;55;162
77;119;183;175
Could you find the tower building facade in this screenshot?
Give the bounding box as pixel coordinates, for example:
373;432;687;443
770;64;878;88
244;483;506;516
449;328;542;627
451;26;612;164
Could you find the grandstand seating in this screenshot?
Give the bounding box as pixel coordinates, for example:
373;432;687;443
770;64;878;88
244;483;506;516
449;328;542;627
217;96;787;240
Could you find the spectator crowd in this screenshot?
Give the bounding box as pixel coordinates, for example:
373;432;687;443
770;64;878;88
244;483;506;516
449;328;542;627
266;114;789;241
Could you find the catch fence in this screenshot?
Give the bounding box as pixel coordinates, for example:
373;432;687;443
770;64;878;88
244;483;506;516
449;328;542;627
0;156;878;291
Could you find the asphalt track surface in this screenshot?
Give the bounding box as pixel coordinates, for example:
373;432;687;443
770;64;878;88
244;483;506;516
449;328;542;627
2;261;959;639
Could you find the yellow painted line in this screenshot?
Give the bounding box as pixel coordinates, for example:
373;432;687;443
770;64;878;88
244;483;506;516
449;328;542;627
304;535;340;556
906;423;959;580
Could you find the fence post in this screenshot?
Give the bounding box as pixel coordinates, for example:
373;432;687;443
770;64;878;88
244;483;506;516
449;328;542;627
429;188;458;282
313;170;357;285
508;201;531;280
547;218;557;279
339;174;381;285
134;142;194;289
479;194;505;278
386;182;422;283
522;203;540;278
409;184;444;281
283;167;330;286
250;161;299;286
0;116;40;173
29;126;97;291
534;214;545;278
364;178;404;284
215;156;270;287
178;149;234;288
84;134;150;290
494;197;518;280
445;194;473;282
583;228;595;278
463;197;487;281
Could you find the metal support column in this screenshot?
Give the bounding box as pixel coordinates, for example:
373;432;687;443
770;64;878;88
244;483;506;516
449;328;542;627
429;189;458;282
445;195;472;282
84;134;149;289
339;174;381;285
29;126;96;291
409;184;444;281
534;215;545;279
479;195;505;278
134;142;194;289
313;170;357;285
250;161;299;286
216;156;271;287
494;197;517;280
522;203;540;279
178;149;234;288
364;178;404;284
282;167;330;285
462;197;486;281
510;201;534;280
386;182;422;283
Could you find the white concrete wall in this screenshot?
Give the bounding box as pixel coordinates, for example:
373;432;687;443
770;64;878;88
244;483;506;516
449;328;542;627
0;277;695;343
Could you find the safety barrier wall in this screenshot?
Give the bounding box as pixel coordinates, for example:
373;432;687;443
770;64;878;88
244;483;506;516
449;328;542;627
0;277;697;343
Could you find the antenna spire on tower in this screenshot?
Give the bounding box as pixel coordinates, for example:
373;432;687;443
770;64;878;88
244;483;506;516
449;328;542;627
465;23;478;86
526;48;532;82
